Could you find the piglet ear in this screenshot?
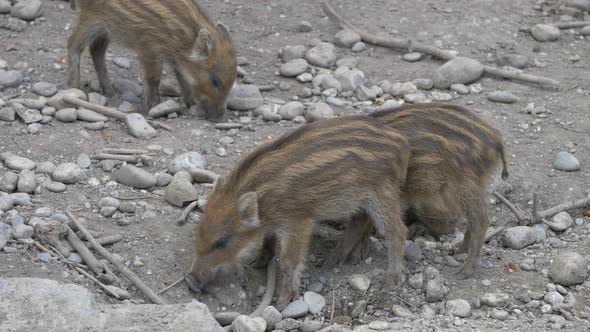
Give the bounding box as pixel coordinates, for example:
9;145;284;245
191;29;214;62
216;22;232;40
238;192;260;228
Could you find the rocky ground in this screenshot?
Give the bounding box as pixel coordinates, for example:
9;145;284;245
1;0;590;331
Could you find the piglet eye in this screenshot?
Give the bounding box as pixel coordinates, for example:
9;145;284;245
211;235;231;251
210;74;222;88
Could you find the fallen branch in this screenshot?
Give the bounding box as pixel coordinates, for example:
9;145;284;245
93;234;125;246
63;95;126;120
519;21;590;33
537;197;590;220
321;1;560;89
67;228;104;276
147;119;174;132
33;241;87;270
177;201;198;224
329;290;336;325
93;153;141;163
485;226;508;242
66;211;166;304
97;148;149;155
250;256;278;317
492;191;527;223
157;275;188;295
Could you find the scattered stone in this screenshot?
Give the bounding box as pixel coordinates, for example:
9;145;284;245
335;67;365;92
305;42;338;68
0;172;18;192
433;57;484;89
408;273;424;290
88;93;108;106
168;152;206;174
335;29;361;48
297;21;313;32
351;42;366;53
403;52;424;62
544;291;564;305
52;163;81;184
553;152;581;172
487;91;519;104
350;300;367;318
390;82;418;97
281;299;309;318
148;99;183;119
503;226;538;249
14;106;42;124
549;252;588;286
481;293;509;307
581;25;590;36
404;242;423;262
413;78;434;90
280;59;309;77
431;91;453;102
113;78;142;97
27;123;41;134
0;70;24;88
45;181;67;193
349;274;371;292
368;321;391;330
76;154;91;169
100;206;117;218
446;299;471;318
231;315;266;332
55;108;78;122
275;318;301;331
450;83;470;94
32;82;57;97
490;309;509;320
0;196;13;212
227;84;263;111
155;173;173;187
496;54;529;69
112;57;131;69
278;101;305;120
531;24;560;42
47;89;87;110
12;224;34;239
281;45;307;62
0;0;11;14
392;305;414;318
164;171;198;207
10;0;42;21
261;306;281;331
76;108;108;122
114;165;156;189
304;291;326;314
17;169;36;194
125;113;157;139
99;197;121;209
301;319;322;332
0;107;16;122
336;57;359;68
305;102;334;123
356;84;377;101
5;156;36;171
0;224;12;250
425;278;447;302
546;212;574;232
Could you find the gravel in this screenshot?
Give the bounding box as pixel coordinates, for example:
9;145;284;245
0;172;19;192
278;101;305;120
281;45;307;62
425;278;447;302
12;224;34;239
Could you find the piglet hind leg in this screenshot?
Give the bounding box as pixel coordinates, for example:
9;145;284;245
323;214;372;269
275;221;312;310
138;53;162;113
456;194;489;279
89;35;114;96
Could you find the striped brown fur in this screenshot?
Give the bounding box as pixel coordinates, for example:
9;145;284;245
327;103;509;280
67;0;237;122
188;116;410;308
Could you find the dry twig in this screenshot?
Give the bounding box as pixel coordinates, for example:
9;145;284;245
492;191;527;223
97;148;149;155
66;211;166;304
157;275;188;295
177;201;198;224
93;153;142;163
321;1;560;88
250;257;278;317
537;197;590;220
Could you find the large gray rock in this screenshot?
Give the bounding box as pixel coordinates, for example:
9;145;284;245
549;252;588;286
305;102;334;123
281;299;309;318
0;0;11;14
280;59;309;77
503;226;537;249
52;163;81;184
114;165;157;189
305;42;338;68
334;29;361;48
445;299;471;318
5;155;36;171
0;278;223;331
531;24;560;42
432;57;484;89
553;152;581;172
0;172;19;192
278;101;305;120
164;171;198;207
0;106;16;122
0;70;24;88
17;169;36;194
303;291;326;314
10;0;42;21
125;113;157;139
481;293;509;307
168;152;207;174
227;84;263;111
32;82;58;97
545;212;574;232
231;315;266;332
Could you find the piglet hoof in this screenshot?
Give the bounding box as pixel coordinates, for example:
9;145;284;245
185;274;203;294
275;290;296;311
101;83;115;97
381;270;404;291
455;266;478;280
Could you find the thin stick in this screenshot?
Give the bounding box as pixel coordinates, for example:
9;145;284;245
485;226;507;242
177;201;198;224
93;153;141;163
492;191;526;223
67;228;104;275
33;241;87;270
250;257;278;317
321;1;560;89
532;193;538;224
147;120;174;132
97;148;149;155
92;234;125;246
116;196;153;200
73;264;121;298
329;290;336;325
389;293;418;310
66;211;166;304
157;275;188;295
537;198;590;219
